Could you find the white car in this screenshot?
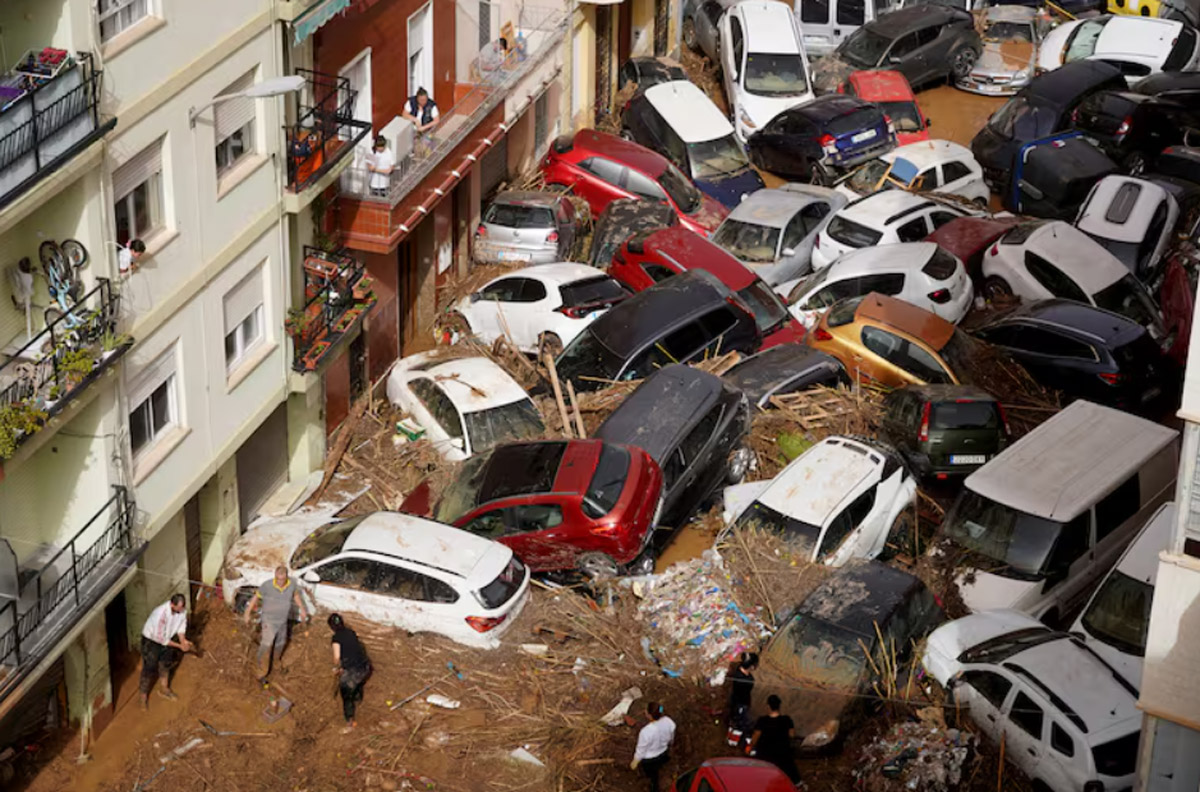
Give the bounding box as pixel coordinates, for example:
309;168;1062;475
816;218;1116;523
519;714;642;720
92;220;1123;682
780;242;974;327
719;0;815;143
720;435;916;566
980;219;1165;337
452;263;628;357
923;610;1141;792
1038;15;1200;85
1070;501;1174;692
385;353;544;461
810;191;966;270
1075;175;1179;281
836;140;990;206
220;510;531;650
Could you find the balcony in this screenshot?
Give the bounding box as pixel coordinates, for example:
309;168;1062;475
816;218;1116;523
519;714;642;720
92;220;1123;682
282;69;372;214
287;247;376;372
0;51;114;212
0;278;132;461
336;6;566;252
0;487;141;685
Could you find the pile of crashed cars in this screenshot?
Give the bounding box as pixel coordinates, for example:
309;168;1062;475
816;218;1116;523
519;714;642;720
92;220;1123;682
219;0;1200;788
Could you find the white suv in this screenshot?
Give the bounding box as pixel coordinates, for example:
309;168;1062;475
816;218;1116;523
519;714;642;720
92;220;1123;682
923;610;1141;792
810;191;965;269
1039;16;1200;84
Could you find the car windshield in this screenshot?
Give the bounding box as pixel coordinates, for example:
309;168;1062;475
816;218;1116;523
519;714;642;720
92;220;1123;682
984;20;1033;43
660;163;702;214
1093;732;1140;778
463;400;545;456
1065;18;1109;62
765;613;865;689
712;219;781;263
943;490;1066;578
826;215;883;248
484;203;555;228
840;28;891;69
988;97;1054;140
561;275;628;308
844;159;893;194
880;101;924;133
687;135;754;180
556;328;627;385
733;500;822;555
477;557;526;609
435;454;490;523
1092;274;1159;330
1081;570;1153;658
290;515;371;568
738;280;791;334
744;53;810;97
585;443;631;517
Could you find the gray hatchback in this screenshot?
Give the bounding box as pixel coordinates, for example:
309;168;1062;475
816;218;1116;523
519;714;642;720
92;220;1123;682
474;191;577;265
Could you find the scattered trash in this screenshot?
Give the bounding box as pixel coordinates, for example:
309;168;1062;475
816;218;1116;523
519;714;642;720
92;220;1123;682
158;737;205;765
599;686;643;727
853;719;977;792
426;695;461;709
519;643;549;656
508;746;545;767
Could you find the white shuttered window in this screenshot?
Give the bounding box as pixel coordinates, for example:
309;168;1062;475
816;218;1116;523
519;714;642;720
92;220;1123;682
224;268;265;372
112;139;164;245
127;345;180;458
214;70;257;175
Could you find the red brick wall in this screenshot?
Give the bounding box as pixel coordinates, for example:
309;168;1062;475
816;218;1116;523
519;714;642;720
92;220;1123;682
315;0;456;133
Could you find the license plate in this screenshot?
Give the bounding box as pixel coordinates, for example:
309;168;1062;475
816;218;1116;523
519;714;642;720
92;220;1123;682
851;129;877;144
950;454;986;465
497;250;527;262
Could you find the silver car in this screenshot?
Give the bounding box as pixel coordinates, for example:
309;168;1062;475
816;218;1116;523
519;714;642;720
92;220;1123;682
956;6;1041;96
709;184;847;286
473;191;577;265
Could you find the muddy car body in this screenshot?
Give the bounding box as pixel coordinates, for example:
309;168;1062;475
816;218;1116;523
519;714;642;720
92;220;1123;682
473;191;577;265
841;69;930;145
835;140;989;206
880;384;1009;479
587;198;678;268
957;6;1040;97
722;343;846;408
670;758;796;791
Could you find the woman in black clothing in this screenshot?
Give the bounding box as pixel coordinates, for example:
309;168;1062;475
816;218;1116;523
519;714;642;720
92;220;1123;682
749;694;800;783
329;613;371;733
726;652;758;747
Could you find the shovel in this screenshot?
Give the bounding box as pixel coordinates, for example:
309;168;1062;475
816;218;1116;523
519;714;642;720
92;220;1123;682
198;719;274;738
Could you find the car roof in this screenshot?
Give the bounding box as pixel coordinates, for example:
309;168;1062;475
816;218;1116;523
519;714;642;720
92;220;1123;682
725;344;841;397
475;441;571;502
594;365;729;463
343;512;510;583
870;4;966;36
857;292;955;350
1094;15;1183;58
644;81;734;143
641;226;756;289
571;129;668;177
492;190;564;207
792;94;872;124
733;0;801;52
1077;175;1171;243
1135;69;1200;97
727;185;837;227
965;400;1177;521
586;269;731;357
706;758;796;790
1003;299;1146;347
1025;60;1124;108
506;262;609;286
796;558;925;638
827;241;939;277
899;383;997;402
414;357;531;413
926;216;1018;257
847;69;915;100
840;190;934;229
1023;222;1127;292
759;436;884;526
985;4;1036;21
884;139;973;170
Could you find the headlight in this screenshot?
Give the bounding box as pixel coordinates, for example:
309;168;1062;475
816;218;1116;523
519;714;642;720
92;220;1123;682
1014;68;1031;80
739;109;757;130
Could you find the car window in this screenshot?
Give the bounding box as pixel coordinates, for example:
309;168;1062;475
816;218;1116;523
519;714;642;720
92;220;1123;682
512;503;565;533
919;167;941;190
800;0;830;24
1046;511;1091;575
905;340;953;384
372;564;460;603
915;26;938;47
313;558;373;588
462;508;510;539
787;202;831;249
662;447;686;490
624;342;676;380
1008;691;1044;739
896;218;928;243
702;0;724;25
1051;722;1075;758
643;263;676;283
977;323;1027;349
862;325;906;363
480;278;524;301
1018;326;1095;359
662;320;709;361
581;157;626;187
805;277;864;310
410;379;465;439
1025;253;1089;302
929;211;960;230
1101;59;1151;79
856;272;905;296
942;160;972;184
697;780;716;792
518;278;548;302
963;669;1013;709
820;485;877;560
626;169;668;201
838;0;865;25
674;770;698;792
1095;474;1139;541
888;32;920;60
699;306;738;339
730;17;745;71
1140;202;1169;269
680;406;722;465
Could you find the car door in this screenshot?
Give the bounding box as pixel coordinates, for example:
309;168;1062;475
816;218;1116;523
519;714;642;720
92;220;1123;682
999;687;1047;781
470;276;525;342
1042;719;1087;792
783;202;832;269
369;560;462;636
696;0;725;61
819;483;879;565
508;277;550;351
721;14;746;112
302;556;377;622
956;668;1015;744
577;157;632;212
885;32;922;81
941;159;974;197
895;215;930;243
674;405;725;516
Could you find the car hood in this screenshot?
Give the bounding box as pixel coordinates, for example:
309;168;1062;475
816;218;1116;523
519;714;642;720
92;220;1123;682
955;569;1041;614
922;609;1044;684
223;508;344;579
812;57;857;95
697;167;767;210
722;480;773;525
738;91;809;133
974;40;1035;77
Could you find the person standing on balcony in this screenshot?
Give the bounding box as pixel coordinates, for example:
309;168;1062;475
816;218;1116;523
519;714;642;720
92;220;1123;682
139;593;193;710
243;565;309;684
402;87;440;135
365;135;395;197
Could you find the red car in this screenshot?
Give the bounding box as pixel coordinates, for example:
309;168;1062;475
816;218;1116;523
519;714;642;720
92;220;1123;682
425;439;662;577
540;130;728;237
841;70;930;146
670;758;795;792
610;226;805;348
924;215;1019;282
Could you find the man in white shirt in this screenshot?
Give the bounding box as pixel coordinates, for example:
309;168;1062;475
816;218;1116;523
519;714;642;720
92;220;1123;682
627;701;676;792
117;238;146;277
365;136;395;197
139;593;192;710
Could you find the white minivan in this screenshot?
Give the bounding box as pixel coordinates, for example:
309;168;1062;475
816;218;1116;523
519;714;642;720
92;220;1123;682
793;0;900;57
1070;501;1174;691
939;400;1178;624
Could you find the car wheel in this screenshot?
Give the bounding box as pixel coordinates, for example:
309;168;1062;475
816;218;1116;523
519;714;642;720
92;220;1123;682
434;311;471;345
683;18;697;50
539;332;564;360
578;552;620;580
626;547;657;576
982;276;1013;302
619;127;635;142
973;196;988;209
951;47;979;80
727;446;753;484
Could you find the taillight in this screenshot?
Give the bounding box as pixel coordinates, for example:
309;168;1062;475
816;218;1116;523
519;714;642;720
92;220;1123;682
989;243;999;257
884;115;895;135
928;288;951;304
819;133;837;154
1115;116;1131;138
918;402;931;442
1098;371;1124;386
557;305;587;319
547;230;559;243
590;523;620;536
996;402;1011;435
476;224;487;238
814;327;833;342
466;614;508;633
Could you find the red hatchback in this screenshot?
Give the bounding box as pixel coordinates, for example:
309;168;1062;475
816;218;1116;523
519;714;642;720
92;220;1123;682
670;758;795;792
610;226;805;348
841;70;930;145
430;440;662;577
540;130;727;236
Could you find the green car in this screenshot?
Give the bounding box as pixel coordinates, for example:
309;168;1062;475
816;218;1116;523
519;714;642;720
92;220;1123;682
880;384;1009;479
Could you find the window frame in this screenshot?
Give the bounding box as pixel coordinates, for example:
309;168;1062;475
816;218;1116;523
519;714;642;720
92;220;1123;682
98;0;152;43
114;173;163;246
129;373;179;459
224;304;265;373
215;120;255;176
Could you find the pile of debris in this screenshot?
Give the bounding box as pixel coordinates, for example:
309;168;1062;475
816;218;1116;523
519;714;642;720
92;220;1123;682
852;709;978;792
749;385;885;479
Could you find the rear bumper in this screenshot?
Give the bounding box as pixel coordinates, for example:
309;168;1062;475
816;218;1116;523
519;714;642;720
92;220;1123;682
473;241;558;265
828;137;894;169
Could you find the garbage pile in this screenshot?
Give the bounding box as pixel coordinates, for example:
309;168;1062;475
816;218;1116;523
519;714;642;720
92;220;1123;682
852;711;977;792
635;550;772;685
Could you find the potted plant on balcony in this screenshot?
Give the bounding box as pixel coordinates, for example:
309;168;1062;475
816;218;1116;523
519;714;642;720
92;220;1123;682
59;345;96;391
0;401;48;459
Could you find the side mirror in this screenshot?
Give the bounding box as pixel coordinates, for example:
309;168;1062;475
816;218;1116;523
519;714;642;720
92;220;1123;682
925;118;933;127
782;247;797;258
450;436;465;451
469;292;482;303
302;570;320;584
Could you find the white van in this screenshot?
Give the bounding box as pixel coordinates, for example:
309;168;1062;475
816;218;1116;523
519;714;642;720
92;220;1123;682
940;400;1177;624
793;0;901;57
1070;501;1174;691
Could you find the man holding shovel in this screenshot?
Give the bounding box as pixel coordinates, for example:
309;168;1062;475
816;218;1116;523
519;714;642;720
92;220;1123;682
243;566;309;683
139;593;193;710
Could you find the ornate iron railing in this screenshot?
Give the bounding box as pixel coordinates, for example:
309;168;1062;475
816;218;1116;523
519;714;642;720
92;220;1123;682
284;69;372;193
288;247;375;372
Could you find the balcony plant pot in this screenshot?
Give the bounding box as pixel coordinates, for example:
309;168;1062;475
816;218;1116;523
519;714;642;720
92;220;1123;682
352;276;375;301
301;341;331;372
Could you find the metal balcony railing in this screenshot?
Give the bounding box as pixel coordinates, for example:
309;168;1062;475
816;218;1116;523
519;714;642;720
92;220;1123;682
0;52;114;209
288;247;375;372
0;487;139;672
338;5;566;207
284;69;372;193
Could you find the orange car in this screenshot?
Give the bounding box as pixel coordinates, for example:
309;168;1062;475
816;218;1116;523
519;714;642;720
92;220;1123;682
806;293;973;387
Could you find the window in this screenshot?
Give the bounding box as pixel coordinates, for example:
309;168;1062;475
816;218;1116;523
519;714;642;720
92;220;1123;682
581;157;624;187
464;509;510;538
896;218;927;243
963;670;1012;709
98;0;150;43
681;408;721;464
534;92;549;155
480;278;524;301
821;486;877;559
919;168;941;190
409;379;464;439
856;273;905;296
915;26;938;47
698;307;737;338
214;71;257;177
837;0;866;25
1102;59;1151;78
1046;512;1091;576
730;18;745;72
1051;723;1075;758
929;211;960;230
478;0;492;51
225;305;264;371
1019;327;1095;360
1008;691;1044;739
643;263;676;283
942;160;972;185
800;0;830;24
625;170;667;201
888;32;920;60
313;558;373;587
661;320;708;361
701;0;725;25
130;375;176;457
784;202;829;250
223;268;266;373
1095;474;1139;541
697;781;716;792
1025;253;1089;302
520;279;548;302
112;139;164;246
512;503;564;533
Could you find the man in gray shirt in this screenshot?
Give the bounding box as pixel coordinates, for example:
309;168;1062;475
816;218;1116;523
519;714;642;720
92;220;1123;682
243;566;309;681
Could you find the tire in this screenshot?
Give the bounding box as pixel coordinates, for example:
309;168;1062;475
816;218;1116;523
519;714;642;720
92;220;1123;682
620;127;635;142
538;332;564;360
38;241;69;284
951;47;979;80
578;552;620;580
61;239;89;271
983;276;1013;302
683;18;697;50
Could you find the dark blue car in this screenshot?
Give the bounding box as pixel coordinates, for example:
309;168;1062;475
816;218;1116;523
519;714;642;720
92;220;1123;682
746;95;896;184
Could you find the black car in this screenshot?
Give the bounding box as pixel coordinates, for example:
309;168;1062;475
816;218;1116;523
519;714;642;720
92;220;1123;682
618;57;687;93
1134;70;1200;104
973;299;1172;412
746;95;896;182
594;365;751;529
555;270;762;392
812;5;981;93
972;60;1125;189
880;384;1009;479
1003;134;1118;220
1071;90;1200;172
722;344;845;409
754;560;944;753
587;198;678;268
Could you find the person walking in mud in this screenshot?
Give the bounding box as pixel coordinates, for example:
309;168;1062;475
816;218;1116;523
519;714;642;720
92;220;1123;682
748;694;800;784
243;565;309;683
626;701;675;792
329;613;371;733
727;652;758;747
139;594;193;709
